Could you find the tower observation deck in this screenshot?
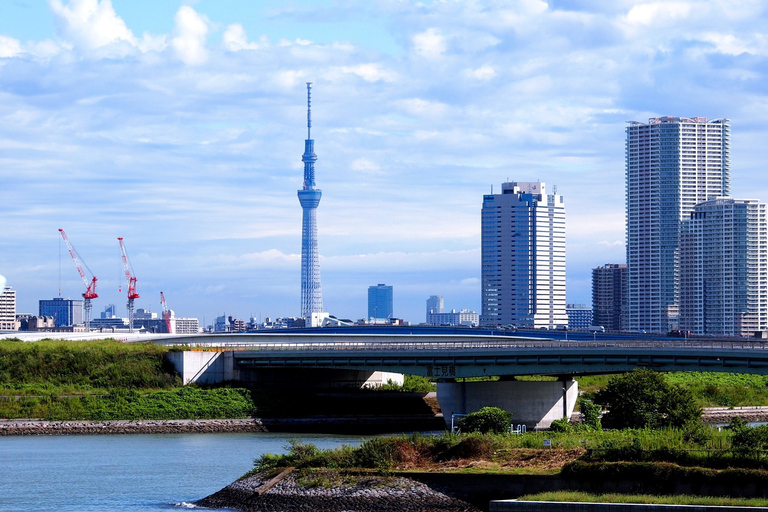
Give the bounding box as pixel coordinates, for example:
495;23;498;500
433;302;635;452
298;82;324;318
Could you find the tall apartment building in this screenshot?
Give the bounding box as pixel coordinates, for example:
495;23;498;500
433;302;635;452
566;303;593;330
679;198;768;336
368;284;393;322
426;295;444;315
481;181;567;329
0;287;19;331
592;263;627;332
625;117;730;333
39;297;84;327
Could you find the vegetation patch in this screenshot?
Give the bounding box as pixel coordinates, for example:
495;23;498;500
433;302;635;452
0;339;255;420
517;491;768;507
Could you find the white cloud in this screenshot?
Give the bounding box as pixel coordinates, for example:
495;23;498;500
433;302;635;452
396;98;448;117
0;36;22;58
172;5;209;65
3;0;768;322
465;65;496;81
624;2;693;25
350;159;381;172
337;64;396;82
49;0;137;50
222;23;266;52
413;28;446;58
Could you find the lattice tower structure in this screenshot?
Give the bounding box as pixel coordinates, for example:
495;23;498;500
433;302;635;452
297;82;324;317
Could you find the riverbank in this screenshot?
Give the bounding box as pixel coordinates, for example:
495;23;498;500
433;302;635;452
0;418;267;435
0;414;446;436
0;406;760;436
196;468;481;512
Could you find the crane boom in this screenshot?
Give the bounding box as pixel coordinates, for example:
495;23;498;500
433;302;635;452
160;291;173;334
118;237;139;333
59;229;98;299
58;228;97;331
117;237;139;300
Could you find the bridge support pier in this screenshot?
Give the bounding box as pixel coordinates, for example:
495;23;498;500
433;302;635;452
436;378;578;430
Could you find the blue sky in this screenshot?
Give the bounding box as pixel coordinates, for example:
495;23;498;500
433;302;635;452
2;0;768;326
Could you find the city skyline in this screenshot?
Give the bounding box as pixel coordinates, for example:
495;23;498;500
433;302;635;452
2;1;768;324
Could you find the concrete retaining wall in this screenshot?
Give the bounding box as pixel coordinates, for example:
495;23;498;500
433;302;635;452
436;379;578;430
165;351;404;389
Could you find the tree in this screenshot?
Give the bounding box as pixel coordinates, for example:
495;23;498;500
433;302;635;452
457;406;513;434
594;369;701;429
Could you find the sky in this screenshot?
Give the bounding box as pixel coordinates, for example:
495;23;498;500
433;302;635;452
1;0;768;326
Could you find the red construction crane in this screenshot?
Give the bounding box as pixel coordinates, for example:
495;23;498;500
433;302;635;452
117;237;139;333
160;291;174;334
58;228;97;331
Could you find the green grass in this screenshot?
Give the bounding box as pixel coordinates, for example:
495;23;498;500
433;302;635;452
0;338;180;393
0;387;256;421
579;372;768;407
517;491;768;507
0;339;255;420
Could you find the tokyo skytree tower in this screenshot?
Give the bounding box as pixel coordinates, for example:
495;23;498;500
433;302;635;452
298;82;324;317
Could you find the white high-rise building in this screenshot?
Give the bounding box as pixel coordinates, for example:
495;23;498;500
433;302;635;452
481;182;567;329
625;117;730;333
0;287;19;331
679;198;768;336
426;295;444;315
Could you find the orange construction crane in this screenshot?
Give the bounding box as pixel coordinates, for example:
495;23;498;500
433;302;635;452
160;291;174;334
58;228;97;331
117;237;140;333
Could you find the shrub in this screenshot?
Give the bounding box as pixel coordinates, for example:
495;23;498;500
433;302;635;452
594;369;701;430
549;418;572;432
580;400;602;431
457;406;513;434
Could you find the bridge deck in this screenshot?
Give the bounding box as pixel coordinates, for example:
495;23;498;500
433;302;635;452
160;333;768;378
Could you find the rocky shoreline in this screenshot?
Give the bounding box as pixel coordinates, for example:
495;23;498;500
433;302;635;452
1;407;765;436
196;468;480;512
0;418;267;436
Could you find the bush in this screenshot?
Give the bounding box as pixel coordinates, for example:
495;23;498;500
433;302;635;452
581;400;602;431
549;418;572;432
594;369;701;430
457;406;512;434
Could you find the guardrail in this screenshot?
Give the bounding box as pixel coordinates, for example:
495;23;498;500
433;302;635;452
162;338;768;352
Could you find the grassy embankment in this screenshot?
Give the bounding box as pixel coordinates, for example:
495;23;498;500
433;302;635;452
254;429;768;506
0;338;254;420
517;491;768;507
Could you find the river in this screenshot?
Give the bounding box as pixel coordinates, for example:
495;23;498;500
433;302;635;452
0;432;368;511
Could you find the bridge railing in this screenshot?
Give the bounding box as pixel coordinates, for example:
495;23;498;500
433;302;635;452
164;338;768;353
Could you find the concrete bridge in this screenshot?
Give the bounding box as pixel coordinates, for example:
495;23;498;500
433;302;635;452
160;330;768;430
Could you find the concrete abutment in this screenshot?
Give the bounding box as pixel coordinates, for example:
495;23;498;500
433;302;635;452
436;379;578;430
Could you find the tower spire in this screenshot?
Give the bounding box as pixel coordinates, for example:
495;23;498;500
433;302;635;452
307;82;312;139
298;82;323;321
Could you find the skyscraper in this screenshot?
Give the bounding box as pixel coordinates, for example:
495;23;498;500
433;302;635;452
592;263;627;332
39;297;84;327
0;286;18;331
426;295;444;315
625;117;730;333
298;82;324;320
368;284;393;322
481;181;567;329
679;198;767;336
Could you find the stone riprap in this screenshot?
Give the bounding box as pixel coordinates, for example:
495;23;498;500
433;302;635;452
196;469;481;512
0;418;266;436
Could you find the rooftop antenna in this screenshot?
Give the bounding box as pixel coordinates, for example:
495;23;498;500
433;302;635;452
306;82;312;140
